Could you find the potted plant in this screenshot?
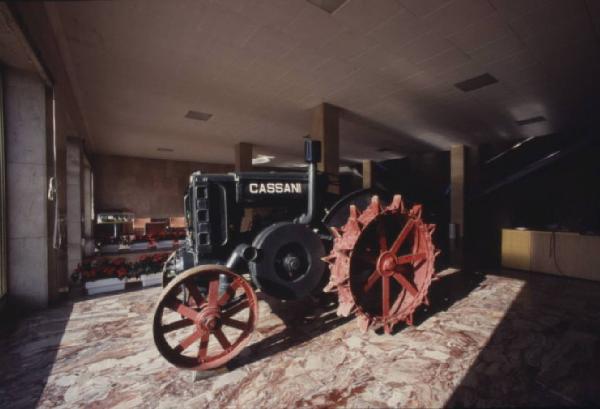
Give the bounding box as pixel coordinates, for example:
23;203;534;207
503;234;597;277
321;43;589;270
155;231;174;249
137;253;169;287
74;257;130;295
129;234;151;251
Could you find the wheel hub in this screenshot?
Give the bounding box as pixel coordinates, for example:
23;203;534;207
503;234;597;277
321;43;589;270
377;252;397;276
250;222;326;299
196;306;221;332
284;254;301;273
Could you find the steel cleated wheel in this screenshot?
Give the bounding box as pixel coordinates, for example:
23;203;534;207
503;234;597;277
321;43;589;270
152;265;258;370
323;195;438;334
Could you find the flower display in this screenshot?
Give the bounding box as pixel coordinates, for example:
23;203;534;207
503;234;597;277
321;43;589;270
130;253;169;278
71;253;170;283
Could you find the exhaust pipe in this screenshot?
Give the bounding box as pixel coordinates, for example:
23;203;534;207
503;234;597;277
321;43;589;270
297;139;321;225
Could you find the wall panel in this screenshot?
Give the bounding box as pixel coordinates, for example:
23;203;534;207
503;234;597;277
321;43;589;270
91;154;233;219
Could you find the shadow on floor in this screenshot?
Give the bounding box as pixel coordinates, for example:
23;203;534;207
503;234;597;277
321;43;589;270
385;269;485;335
227;292;354;370
0;301;74;409
445;270;600;408
229;270;483;369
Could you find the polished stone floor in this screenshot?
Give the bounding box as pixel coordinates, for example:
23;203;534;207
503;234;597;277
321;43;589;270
1;269;599;408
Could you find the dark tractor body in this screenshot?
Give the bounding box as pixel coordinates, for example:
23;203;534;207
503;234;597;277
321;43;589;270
154;139;437;371
166;139;352;300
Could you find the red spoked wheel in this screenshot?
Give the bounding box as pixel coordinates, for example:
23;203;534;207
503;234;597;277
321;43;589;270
152;265;258;370
324;195;437;334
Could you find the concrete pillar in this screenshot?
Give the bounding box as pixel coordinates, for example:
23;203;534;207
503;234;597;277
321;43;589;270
4;68;49;308
450;145;466;266
235;142;252;172
82;155;94;256
362;160;373;189
311;103;339;194
66;137;82;276
0;74;6;302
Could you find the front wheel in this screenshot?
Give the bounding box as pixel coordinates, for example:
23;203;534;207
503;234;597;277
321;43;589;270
152;265;258;370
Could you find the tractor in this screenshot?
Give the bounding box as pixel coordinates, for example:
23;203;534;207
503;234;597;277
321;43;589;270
152;139;438;370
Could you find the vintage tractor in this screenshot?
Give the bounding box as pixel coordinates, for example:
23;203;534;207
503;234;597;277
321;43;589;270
152;139;438;370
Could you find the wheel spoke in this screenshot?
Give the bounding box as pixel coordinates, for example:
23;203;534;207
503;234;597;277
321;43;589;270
390;219;415;254
222;317;248;331
382;276;390;317
174;330;202;353
364;270;381;292
198;332;209;360
207;278;219;307
214;328;231;350
393;272;418;297
161;318;194;333
218;279;241;306
185;282;206;306
222;299;249;318
165;298;199;321
397;252;427;265
377;221;388;251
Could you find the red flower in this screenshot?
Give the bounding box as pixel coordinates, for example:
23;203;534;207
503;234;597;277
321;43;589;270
112;258;126;266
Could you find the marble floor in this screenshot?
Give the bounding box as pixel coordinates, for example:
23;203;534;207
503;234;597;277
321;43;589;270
1;269;599;408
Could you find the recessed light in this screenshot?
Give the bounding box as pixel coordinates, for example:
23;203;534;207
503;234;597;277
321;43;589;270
454;73;498;92
185;110;213;121
252;154;275;165
306;0;348;13
516;116;546;126
157;147;174;152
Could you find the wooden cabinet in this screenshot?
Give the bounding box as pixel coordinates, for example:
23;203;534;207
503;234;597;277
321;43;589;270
501;229;600;282
501;229;531;270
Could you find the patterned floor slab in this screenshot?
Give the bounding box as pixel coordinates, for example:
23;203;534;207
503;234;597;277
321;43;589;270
1;270;599;408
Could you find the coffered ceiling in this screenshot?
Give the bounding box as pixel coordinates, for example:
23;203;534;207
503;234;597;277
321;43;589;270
50;0;600;165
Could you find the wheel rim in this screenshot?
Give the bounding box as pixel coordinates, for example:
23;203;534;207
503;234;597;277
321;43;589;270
153;265;258;370
349;203;435;333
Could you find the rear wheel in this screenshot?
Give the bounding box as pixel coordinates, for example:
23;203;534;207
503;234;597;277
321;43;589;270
152;265;258;370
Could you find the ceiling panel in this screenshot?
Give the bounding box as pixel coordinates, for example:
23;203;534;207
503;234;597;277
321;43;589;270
52;0;600;165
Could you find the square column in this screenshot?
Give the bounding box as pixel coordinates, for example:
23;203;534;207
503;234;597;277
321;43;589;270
66;137;82;277
4;68;49;308
311;103;339;194
235;142;252;172
450;145;466;266
362;160;373;189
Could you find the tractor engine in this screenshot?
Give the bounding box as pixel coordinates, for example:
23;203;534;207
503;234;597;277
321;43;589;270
165;142;328;301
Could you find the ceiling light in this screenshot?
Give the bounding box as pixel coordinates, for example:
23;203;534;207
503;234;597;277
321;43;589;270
306;0;348;13
185;110;213;121
157;147;174;152
252;154;275;165
516;116;546;126
454;73;498;92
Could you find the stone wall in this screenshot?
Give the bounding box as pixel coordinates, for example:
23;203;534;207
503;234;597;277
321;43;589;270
91;154;233;218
